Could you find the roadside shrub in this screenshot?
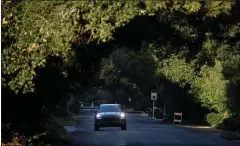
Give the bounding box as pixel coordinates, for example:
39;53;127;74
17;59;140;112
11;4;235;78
69;101;80;114
220;132;240;140
37;117;68;145
54;106;69;118
206;113;223;127
222;114;240;131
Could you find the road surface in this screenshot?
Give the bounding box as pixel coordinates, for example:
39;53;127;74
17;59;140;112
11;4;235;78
70;108;236;146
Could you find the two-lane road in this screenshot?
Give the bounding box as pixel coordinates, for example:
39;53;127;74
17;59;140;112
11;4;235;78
71;108;236;146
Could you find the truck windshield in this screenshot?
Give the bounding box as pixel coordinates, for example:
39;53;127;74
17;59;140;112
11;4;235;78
99;105;121;112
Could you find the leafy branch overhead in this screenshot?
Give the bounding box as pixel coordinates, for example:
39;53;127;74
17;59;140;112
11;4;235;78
98;1;239;113
1;0;236;94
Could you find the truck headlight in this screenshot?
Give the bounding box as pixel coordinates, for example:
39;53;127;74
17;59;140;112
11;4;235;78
120;112;125;118
96;113;101;119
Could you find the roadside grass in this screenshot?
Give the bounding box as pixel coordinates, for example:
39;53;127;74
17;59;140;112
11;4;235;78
60;115;80;126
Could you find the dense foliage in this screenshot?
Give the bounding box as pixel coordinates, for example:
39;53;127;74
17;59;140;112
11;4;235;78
206;113;224;127
2;0;235;94
2;0;240;144
222;114;240;131
220;132;240;140
100;1;240;115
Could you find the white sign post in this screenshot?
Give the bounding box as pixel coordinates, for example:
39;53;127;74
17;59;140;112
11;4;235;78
151;92;157;118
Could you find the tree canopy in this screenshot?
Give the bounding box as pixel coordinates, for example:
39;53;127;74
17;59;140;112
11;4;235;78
2;0;235;93
98;0;240;113
2;0;240;144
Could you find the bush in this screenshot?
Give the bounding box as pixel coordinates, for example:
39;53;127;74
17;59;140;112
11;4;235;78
220;132;240;140
61;117;77;126
39;125;67;145
206;113;223;127
35;117;68;145
69;101;80;114
222;114;240;131
54;107;69;118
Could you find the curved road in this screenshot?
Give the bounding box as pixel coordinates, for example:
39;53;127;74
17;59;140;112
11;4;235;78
71;108;236;146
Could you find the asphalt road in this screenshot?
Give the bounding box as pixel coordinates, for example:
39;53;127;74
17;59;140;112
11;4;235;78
71;108;236;146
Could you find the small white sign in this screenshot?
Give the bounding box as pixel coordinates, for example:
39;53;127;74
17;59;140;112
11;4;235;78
151;92;157;100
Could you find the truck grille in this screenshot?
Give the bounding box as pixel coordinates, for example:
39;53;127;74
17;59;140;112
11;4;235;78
102;117;120;121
